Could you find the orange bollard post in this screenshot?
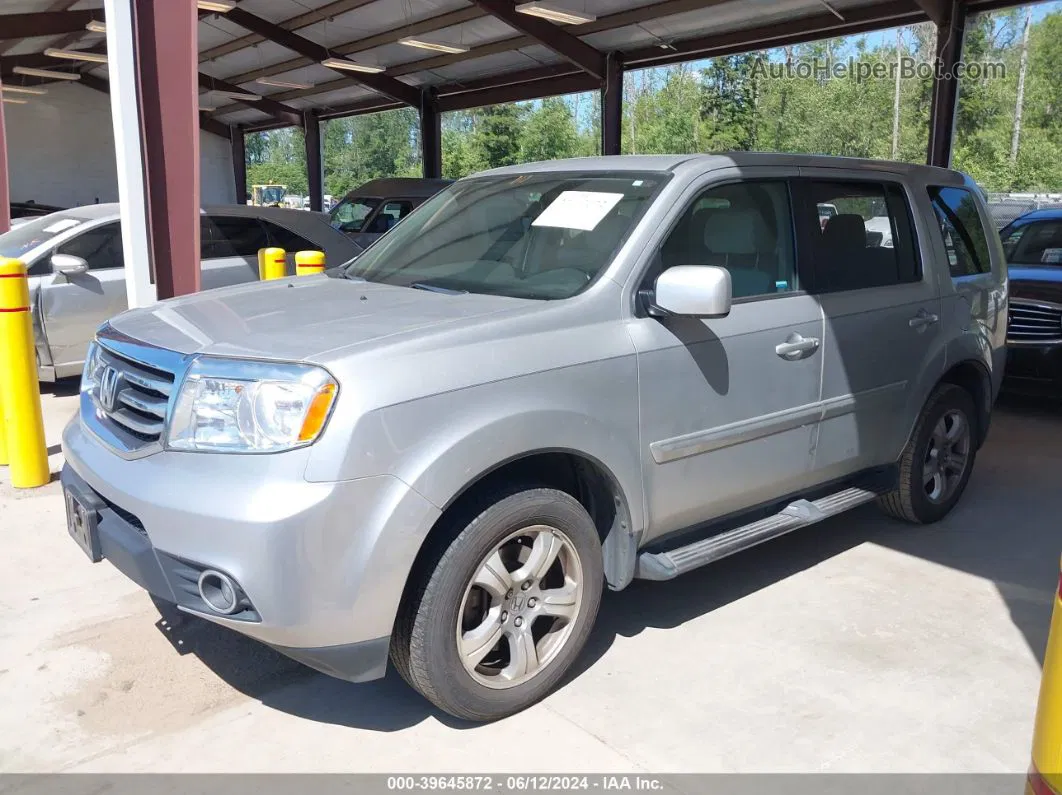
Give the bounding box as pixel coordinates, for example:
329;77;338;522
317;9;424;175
0;258;49;487
295;250;326;276
262;247;287;280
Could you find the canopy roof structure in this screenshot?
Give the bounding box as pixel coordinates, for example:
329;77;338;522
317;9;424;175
0;0;1025;137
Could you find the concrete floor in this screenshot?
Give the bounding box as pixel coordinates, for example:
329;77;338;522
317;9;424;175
0;383;1056;773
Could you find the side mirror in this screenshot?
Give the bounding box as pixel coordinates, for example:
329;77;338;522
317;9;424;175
651;265;732;318
51;253;89;278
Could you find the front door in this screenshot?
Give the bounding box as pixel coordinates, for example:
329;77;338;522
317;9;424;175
38;221;127;373
630;177;824;542
794;174;944;480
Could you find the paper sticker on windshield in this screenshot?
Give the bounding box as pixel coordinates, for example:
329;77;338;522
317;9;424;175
42;219;81;234
532;191;623;231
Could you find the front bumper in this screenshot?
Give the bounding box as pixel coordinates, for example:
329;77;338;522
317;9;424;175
1005;344;1062;396
62;416;441;681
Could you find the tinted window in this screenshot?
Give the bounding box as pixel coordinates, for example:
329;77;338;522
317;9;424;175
58;221;123;271
1000;219;1062;265
929;186;992;276
659;181;796;299
264;221;317;253
203;215;267;258
803;180;919;292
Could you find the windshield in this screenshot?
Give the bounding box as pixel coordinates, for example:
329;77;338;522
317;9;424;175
259;186;285;204
330;196;380;233
1002;219;1062;265
343;172;668;300
0;214;84;260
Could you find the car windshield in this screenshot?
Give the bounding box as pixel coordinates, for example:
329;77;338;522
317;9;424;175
0;214;85;260
342;171;668;300
330;196;381;233
1002;219;1062;265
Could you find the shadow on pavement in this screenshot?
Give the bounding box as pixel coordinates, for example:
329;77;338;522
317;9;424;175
153;398;1060;732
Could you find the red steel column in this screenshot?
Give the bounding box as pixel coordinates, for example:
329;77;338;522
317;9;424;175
0;76;10;235
135;0;200;298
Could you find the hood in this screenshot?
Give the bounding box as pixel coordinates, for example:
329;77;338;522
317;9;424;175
1008;265;1062;284
108;276;525;362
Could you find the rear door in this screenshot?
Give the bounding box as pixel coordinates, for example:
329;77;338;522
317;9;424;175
38;221;127;371
201;214;268;286
793;172;943;481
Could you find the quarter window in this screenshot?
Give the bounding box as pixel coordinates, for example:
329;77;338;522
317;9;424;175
658;181;797;299
929;186;992;276
802;180;920;292
263;221;317;253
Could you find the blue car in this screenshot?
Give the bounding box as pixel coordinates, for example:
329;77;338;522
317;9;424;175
1001;208;1062;395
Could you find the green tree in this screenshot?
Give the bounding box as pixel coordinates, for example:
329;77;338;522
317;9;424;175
520;97;579;162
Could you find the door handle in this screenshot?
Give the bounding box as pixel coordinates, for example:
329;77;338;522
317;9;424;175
775;334;821;360
909;309;940;330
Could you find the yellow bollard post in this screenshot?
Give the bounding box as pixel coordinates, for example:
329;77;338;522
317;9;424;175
257;248;268;281
262;247;287;281
0;382;7;466
295;250;326;276
0;258;49;488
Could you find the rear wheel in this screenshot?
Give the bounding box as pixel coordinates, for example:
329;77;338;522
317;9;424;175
878;383;977;524
391;487;603;721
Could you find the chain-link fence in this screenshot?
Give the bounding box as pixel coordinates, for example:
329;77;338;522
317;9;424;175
985;193;1062;229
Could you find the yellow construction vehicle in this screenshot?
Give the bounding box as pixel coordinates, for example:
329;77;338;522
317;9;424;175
251;184;287;207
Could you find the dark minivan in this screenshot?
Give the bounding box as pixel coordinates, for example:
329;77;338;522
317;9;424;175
328;177;452;249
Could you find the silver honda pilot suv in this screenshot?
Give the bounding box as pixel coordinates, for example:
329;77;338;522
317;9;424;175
62;153;1007;721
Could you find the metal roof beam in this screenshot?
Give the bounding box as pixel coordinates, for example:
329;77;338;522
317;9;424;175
224;6;420;106
198;72;303;127
199;0;377;62
78;71;231;139
471;0;604;79
0;10;105;40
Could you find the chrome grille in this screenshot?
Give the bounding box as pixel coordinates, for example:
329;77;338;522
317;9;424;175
1007;299;1062;344
92;344;175;448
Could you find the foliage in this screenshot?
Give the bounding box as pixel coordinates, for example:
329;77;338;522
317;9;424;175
244;7;1062;195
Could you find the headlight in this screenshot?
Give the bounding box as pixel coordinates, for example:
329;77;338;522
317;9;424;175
167;358;338;453
83;342;105;389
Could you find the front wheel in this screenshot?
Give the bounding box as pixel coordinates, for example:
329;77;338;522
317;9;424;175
391;487;603;721
878;383;978;524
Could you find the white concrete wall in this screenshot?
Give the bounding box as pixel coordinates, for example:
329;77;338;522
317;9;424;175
4;82;235;208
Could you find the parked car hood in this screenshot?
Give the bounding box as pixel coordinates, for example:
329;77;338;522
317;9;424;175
107;276;524;362
1008;265;1062;284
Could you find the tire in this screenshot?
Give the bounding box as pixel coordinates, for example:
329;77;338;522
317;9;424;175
391;487;603;722
878;383;978;524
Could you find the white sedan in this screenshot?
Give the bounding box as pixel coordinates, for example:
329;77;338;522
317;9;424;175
0;203;362;381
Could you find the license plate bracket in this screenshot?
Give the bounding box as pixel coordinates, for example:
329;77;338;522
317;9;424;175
65;486;102;562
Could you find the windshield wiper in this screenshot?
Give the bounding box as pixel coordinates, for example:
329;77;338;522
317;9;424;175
410;282;468;295
325;267;364;281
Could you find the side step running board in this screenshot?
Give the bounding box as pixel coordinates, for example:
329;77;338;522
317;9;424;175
635;487;882;581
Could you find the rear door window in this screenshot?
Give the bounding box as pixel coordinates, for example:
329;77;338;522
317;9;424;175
798;180;920;292
203;215;268;258
928;186;992;276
